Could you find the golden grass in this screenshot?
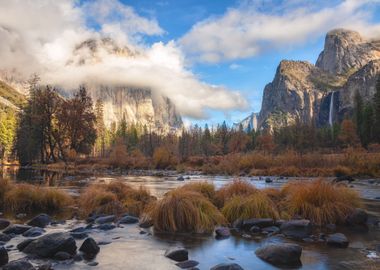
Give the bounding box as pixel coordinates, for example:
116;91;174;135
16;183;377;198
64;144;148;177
282;179;361;225
146;189;225;233
215;179;258;207
222;192;280;223
79;181;154;217
179;181;216;201
4;183;73;214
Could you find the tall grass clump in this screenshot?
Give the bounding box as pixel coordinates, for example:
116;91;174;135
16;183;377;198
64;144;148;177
215;179;258;207
146;189;225;233
282;179;361;225
222;192;280;223
79;181;154;217
4;183;73;214
179;181;216;201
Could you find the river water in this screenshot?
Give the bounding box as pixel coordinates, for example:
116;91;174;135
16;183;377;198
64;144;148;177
1;167;380;270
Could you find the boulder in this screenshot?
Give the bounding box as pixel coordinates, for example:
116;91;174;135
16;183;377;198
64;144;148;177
164;247;188;262
2;259;35;270
210;263;244;270
255;243;302;267
177;176;185;181
280;220;312;239
79;238;100;256
0;219;11;230
326;233;349;248
22;232;77;258
0;246;9;266
175;260;199;269
71;232;88;239
96;223;116;231
242;218;274;230
95;215;115;224
118;215;139;224
0;233;11;242
215;227;230;238
26;214;51;228
16;239;34;251
346;208;368;225
3;224;32;235
37;262;52;270
22;227;45;237
265;177;273;183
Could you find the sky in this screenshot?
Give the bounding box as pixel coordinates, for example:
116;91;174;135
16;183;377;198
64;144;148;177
1;0;380;127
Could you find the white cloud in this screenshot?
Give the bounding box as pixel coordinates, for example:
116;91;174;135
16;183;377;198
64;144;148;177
229;63;242;70
0;0;248;119
179;0;380;63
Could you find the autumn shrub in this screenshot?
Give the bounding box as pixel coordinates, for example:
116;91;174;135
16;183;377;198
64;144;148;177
145;189;225;233
79;186;121;216
215;179;258;207
282;179;361;225
153;146;177;169
222;192;280;223
0;179;10;206
108;139;128;167
179;181;216;201
4;183;73;214
333;165;353;177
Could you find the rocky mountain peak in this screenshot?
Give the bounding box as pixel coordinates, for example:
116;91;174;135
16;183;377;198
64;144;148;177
316;28;380;75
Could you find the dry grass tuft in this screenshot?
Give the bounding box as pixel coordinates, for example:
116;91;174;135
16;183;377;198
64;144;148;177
282;179;361;225
4;183;73;214
222;192;279;223
179;181;216;201
215;179;258;207
145;189;225;233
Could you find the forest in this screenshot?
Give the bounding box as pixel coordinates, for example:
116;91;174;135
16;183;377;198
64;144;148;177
1;77;380;177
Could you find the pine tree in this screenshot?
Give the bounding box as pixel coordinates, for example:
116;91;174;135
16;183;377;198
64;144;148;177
373;76;380;143
354;90;364;145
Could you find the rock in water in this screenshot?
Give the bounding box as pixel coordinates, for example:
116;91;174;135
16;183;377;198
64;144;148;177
16;239;34;251
26;214;51;228
215;227;231;238
95;215;115;224
118;215;139;224
2;259;35;270
242;218;274;230
280;219;312;239
175;260;199;269
0;246;9;267
326;233;349;248
3;224;32;235
210;263;244;270
22;227;45;237
164;247;188;262
0;233;11;242
255;243;302;267
346;208;368;225
79;238;100;256
54;251;72;260
22;232;77;258
0;219;11;230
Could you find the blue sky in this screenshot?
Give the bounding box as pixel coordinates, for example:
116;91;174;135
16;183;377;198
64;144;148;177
2;0;380;127
108;0;380;127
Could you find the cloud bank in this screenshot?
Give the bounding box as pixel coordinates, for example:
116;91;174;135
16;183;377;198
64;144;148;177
0;0;248;119
180;0;380;63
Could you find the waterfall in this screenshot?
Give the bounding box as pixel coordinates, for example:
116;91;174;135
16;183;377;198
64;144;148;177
329;91;334;126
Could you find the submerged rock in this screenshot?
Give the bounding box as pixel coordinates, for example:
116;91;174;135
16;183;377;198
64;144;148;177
96;223;116;231
22;227;45;237
326;233;349;248
95;215;116;224
3;224;32;235
118;215;139;224
0;219;11;230
0;233;11;242
2;259;35;270
164;247;188;262
26;214;51;228
0;246;9;266
255;243;302;267
261;226;280;234
242;218;274;230
210;263;244;270
280;219;312;239
215;227;231;238
22;232;77;258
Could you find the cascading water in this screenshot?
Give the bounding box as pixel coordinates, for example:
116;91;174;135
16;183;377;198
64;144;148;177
329;91;334;126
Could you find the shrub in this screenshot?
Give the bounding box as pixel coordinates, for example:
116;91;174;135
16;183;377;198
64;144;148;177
4;183;72;214
79;186;122;216
146;189;225;233
215;179;258;207
333;165;352;177
222;192;279;223
179;181;216;201
282;179;361;225
153;146;176;169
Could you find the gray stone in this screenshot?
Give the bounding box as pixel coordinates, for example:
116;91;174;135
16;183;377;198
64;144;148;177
164;247;188;262
79;238;100;256
242;218;274;230
210;263;244;270
280;219;312;239
96;223;116;231
118;215;139;224
22;227;45;237
26;214;51;228
177;176;185;181
16;239;34;251
3;259;35;270
71;232;88;239
346;208;368;225
262;226;280;234
54;251;72;260
0;246;8;266
95;215;115;224
37;262;52;270
87;261;99;266
176;260;199;269
0;233;11;242
249;226;261;233
327;233;349;248
215;227;230;238
3;224;32;235
0;219;11;230
255;243;302;267
23;232;77;258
